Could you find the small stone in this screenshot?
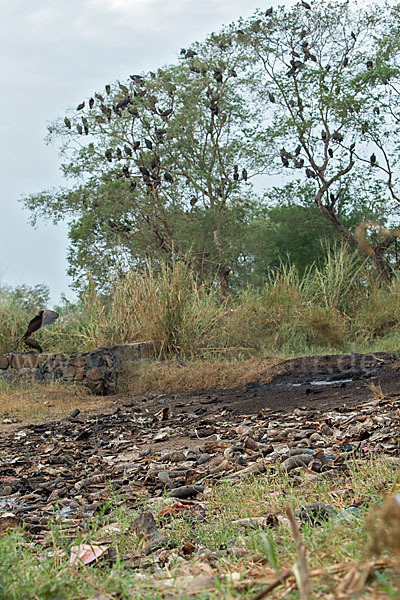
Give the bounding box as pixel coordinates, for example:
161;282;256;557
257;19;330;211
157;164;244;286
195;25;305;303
0;355;9;369
310;432;323;442
11;354;24;369
236;424;253;436
320;424;334;436
74;367;86;381
23;353;38;368
69;356;85;367
86;367;103;381
63;366;76;378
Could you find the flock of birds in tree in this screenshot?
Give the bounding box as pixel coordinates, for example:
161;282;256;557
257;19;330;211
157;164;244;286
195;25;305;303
61;1;380;202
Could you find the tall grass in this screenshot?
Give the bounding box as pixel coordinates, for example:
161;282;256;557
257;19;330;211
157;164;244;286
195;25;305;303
2;246;400;359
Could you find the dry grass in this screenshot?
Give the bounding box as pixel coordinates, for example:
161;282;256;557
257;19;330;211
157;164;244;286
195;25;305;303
118;356;284;394
0;381;110;424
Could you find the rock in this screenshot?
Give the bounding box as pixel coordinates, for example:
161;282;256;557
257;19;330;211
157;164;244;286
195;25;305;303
68;356;85;367
63;366;76;378
85;353;105;368
86;367;103;381
169;485;205;499
296;502;337;525
74;367;86;381
132;511;170;555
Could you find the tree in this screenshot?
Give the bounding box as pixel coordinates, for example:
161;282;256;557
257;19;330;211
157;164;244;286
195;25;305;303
22;29;262;293
239;0;400;278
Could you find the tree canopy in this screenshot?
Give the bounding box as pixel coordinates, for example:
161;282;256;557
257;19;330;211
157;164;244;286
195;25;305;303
22;0;400;290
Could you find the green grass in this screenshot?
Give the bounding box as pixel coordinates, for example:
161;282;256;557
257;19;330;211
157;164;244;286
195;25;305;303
2;246;400;361
0;458;399;599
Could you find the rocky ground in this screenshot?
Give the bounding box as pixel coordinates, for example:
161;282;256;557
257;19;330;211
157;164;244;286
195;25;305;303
0;351;400;596
1;352;399;535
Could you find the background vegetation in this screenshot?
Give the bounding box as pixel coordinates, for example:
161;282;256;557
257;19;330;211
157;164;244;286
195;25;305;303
4;0;400;359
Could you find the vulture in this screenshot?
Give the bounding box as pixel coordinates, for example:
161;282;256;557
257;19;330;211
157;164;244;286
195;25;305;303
89;97;94;109
76;102;85;111
265;7;273;16
302;0;311;8
242;168;248;181
22;310;59;354
64;117;71;129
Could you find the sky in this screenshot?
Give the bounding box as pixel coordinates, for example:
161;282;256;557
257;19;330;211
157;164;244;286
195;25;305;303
2;0;295;305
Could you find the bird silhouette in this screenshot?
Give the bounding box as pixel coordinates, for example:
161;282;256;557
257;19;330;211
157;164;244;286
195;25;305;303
22;310;59;353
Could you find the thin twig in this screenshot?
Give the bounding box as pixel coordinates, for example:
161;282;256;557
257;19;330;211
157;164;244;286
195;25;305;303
286;504;311;600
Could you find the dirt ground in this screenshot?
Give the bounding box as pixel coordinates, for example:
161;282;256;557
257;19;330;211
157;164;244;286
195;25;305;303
117;350;400;419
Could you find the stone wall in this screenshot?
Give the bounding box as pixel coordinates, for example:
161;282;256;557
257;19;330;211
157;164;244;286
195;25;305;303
0;342;155;395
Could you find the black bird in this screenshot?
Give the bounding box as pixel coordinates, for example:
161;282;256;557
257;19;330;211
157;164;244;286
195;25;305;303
133;141;140;151
214;70;223;83
190;196;198;207
306;168;316;179
332;131;344;142
265;7;273;16
24;338;44;353
76;124;83;135
328;148;333;158
366;60;373;70
185;49;198;59
343;57;349;67
76;102;85;111
370;153;376;166
268;92;276;103
160;108;173;117
64;117;71;129
105;84;111;95
164;172;174;183
95;93;104;101
22;310;59;353
145;139;153;150
105;149;113;162
89;97;94;109
302;0;311;8
242;168;248;181
124;145;132;156
351;31;356;41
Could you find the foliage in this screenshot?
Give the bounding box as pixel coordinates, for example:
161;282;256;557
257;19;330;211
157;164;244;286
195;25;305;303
238;0;400;276
21;0;400;291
